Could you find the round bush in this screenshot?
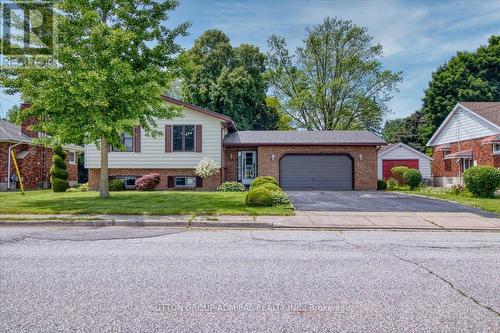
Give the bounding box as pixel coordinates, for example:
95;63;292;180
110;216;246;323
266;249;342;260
272;191;291;205
135;173;161;191
217;181;246;192
249;176;278;190
391;166;409;185
109;179;126;191
245;188;274;207
259;183;283;193
403;169;422;190
463;166;500;198
51;177;69;192
377;179;387;190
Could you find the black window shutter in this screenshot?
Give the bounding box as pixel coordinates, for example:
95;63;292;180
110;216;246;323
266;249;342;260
167;176;174;188
196;176;203;188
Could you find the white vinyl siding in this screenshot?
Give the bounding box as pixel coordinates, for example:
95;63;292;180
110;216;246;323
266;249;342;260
431;106;499;146
378;144;432;180
84;108;223;169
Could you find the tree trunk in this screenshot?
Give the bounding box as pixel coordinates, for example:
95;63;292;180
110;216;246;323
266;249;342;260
99;137;110;198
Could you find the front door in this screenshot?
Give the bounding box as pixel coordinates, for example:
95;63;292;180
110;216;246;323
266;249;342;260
240;151;256;185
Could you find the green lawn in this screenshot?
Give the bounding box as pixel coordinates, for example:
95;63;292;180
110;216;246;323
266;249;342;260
0;190;294;216
392;187;500;214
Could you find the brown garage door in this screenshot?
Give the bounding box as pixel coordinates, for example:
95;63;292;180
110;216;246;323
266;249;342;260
280;154;353;191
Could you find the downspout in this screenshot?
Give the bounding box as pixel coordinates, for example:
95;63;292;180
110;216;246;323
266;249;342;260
456;110;462;180
7;141;23;190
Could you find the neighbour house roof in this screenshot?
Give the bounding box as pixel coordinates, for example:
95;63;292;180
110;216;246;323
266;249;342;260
223;130;386;146
161;95;236;130
459;102;500;126
0;119;83;151
0;119;33;143
426;101;500;146
378;142;432;160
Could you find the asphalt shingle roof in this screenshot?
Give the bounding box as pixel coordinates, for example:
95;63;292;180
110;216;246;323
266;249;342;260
223;130;385;146
460;102;500;126
0;119;33;142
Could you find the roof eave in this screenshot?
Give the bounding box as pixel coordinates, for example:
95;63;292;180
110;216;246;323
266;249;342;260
223;142;386;147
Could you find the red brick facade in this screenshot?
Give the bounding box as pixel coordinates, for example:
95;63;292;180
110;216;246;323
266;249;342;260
88;168;221;191
432;137;500;178
223;145;378;190
0;143;78;190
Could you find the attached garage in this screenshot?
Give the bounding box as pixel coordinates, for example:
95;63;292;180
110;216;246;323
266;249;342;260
280;154;353;191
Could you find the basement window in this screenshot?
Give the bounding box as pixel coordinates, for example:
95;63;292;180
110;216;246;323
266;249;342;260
175;176;196;188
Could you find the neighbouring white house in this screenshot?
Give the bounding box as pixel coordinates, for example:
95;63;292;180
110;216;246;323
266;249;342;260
378;143;432;182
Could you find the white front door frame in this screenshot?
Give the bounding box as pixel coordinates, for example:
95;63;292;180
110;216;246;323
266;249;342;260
240;151;257;185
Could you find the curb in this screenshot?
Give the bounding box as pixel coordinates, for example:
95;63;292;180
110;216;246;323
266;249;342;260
1;220;499;232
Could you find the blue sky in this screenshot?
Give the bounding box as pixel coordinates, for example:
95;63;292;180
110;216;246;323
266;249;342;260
1;0;499;122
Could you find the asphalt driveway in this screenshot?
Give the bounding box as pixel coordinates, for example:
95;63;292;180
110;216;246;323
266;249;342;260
287;191;492;215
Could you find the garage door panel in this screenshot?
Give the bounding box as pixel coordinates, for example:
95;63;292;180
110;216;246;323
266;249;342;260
280;155;353;191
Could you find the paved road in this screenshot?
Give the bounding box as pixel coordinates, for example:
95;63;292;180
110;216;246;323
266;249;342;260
287;191;492;215
1;227;499;332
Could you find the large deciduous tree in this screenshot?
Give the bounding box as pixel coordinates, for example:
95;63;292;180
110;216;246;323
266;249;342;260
180;30;278;130
419;35;500;144
266;17;402;132
1;0;189;197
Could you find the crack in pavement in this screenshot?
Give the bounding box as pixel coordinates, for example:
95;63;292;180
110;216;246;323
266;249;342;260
333;232;500;317
390;253;500;317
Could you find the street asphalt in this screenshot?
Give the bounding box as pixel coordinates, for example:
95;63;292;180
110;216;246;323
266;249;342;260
1;227;499;332
287;191;493;215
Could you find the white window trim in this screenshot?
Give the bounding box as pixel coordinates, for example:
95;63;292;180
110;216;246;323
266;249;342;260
69;151;77;165
493;143;500;155
174;176;196;188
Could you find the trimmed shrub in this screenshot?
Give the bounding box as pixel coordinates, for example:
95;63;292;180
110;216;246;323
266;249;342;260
217;181;246;192
109;179;126;191
53;145;67;159
52;155;66;169
386;178;398;189
403;169;422;190
245;187;274;207
135;173;161;191
50;165;68;180
51;177;69;192
259;183;283;193
391;166;409;185
50;146;69;192
272;191;291;205
249;176;278;190
463;166;500;198
377;179;387;190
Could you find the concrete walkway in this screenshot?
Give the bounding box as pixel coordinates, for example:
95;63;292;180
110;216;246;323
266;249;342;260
1;212;499;231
